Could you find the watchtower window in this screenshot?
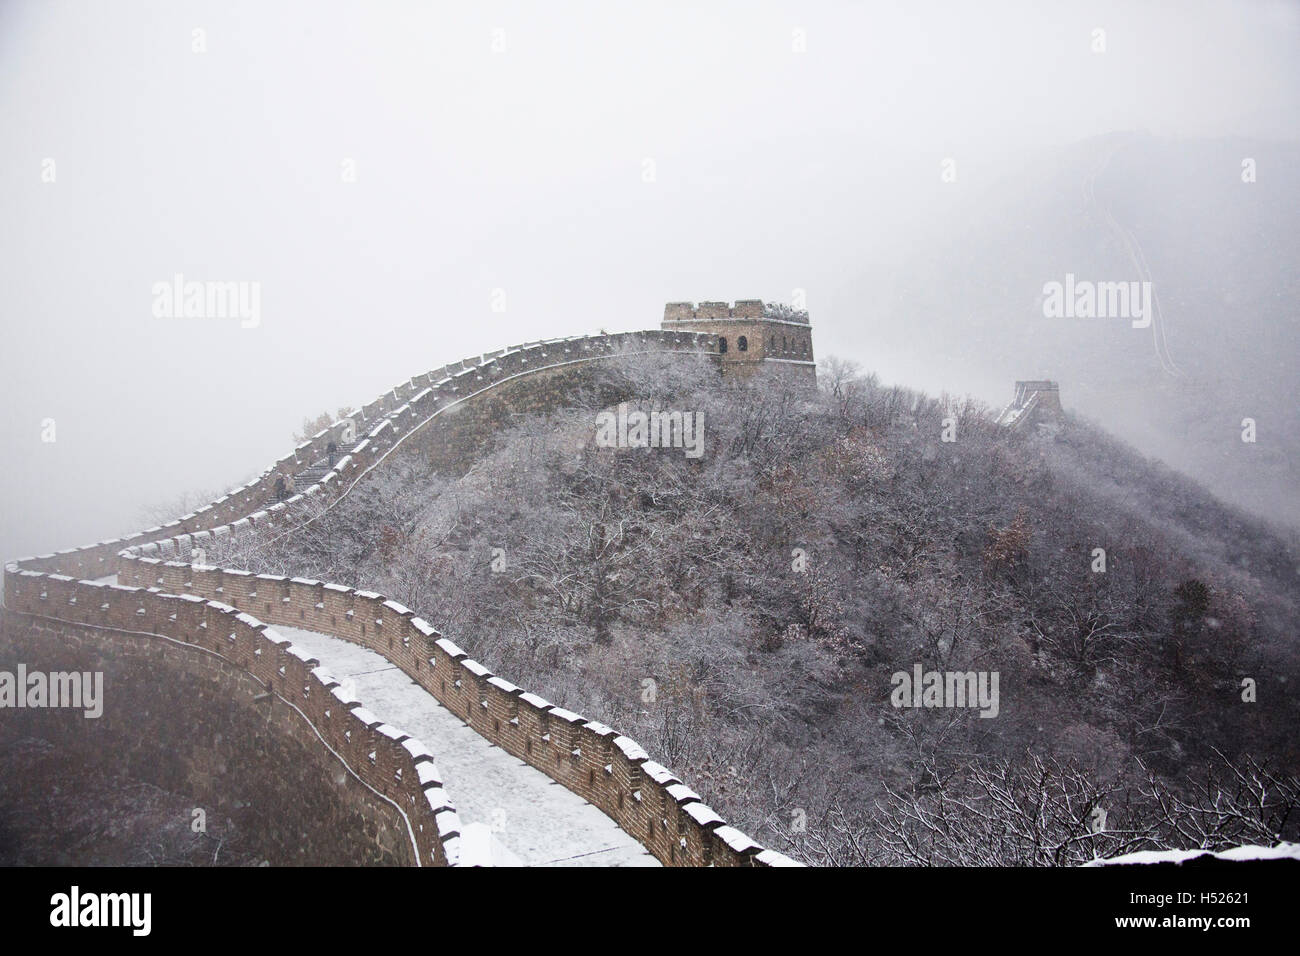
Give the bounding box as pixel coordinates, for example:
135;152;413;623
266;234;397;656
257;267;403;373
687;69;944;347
718;336;728;354
737;335;748;352
782;335;788;352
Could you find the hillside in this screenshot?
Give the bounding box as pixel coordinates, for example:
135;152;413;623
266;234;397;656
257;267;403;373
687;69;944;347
209;353;1300;864
852;131;1300;526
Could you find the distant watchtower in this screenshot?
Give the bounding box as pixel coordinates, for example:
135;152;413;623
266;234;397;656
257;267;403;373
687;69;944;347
996;380;1063;430
661;299;816;386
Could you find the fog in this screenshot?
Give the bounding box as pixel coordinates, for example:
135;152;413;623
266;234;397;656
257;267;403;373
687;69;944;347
2;0;1298;562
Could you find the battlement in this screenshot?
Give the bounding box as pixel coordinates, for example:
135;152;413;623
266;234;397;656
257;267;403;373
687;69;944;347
1015;380;1060;395
664;300;810;325
661;299;816;386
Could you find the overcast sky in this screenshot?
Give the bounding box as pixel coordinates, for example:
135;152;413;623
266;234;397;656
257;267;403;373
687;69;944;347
2;0;1298;561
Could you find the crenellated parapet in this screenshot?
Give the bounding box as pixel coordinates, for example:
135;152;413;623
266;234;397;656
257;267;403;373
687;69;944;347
2;568;461;866
662;299;816;385
3;326;800;868
664;299;810;325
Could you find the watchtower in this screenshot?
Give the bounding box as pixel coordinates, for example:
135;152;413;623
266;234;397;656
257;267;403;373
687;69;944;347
661;299;816;386
996;380;1063;430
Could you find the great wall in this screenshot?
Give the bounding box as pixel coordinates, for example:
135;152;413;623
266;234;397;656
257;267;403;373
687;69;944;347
2;309;820;868
994;380;1062;431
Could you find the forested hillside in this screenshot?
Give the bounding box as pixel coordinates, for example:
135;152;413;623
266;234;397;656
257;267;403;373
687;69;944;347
210;353;1300;864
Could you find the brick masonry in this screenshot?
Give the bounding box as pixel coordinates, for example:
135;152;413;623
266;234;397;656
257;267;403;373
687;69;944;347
661;300;816;386
4;325;808;867
0;610;419;865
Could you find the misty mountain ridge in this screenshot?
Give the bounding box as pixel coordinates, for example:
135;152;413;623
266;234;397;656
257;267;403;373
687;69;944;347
859;131;1299;526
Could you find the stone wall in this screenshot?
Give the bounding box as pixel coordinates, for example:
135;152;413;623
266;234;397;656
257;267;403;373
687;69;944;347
110;562;791;866
3;329;800;867
660;300;816;386
1;577;459;866
0;610;421;865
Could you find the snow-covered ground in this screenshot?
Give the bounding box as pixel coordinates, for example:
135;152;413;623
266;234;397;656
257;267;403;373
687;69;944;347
275;624;658;867
1085;842;1300;866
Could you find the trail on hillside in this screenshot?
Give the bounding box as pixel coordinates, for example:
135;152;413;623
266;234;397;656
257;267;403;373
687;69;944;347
1082;143;1184;378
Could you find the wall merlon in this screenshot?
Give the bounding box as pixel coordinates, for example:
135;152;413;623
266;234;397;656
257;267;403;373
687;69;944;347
755;849;801;867
236;610;267;630
666;782;701;805
403;738;437;764
424;787;454;815
582;717;616;738
487;675;519;695
549;707;583;725
331;685;363;708
375;723;408;744
713;826;762;860
435;637;467;659
287;645;319;666
437;814;461;841
613;736;649;763
684;802;723;827
641;761;681;787
463;659;492;679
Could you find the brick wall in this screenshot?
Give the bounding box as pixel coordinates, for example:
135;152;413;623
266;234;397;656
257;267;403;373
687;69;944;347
0;609;423;865
3;330;800;868
659;301;816;386
1;576;460;866
114;562;794;865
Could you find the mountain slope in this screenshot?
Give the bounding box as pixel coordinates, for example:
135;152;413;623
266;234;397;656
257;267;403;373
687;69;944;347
209;355;1300;863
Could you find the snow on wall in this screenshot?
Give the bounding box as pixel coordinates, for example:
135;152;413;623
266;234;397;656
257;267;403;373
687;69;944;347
2;570;460;866
4;331;799;867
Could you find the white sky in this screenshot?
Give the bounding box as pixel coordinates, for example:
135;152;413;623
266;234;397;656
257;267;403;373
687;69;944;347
2;0;1298;559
